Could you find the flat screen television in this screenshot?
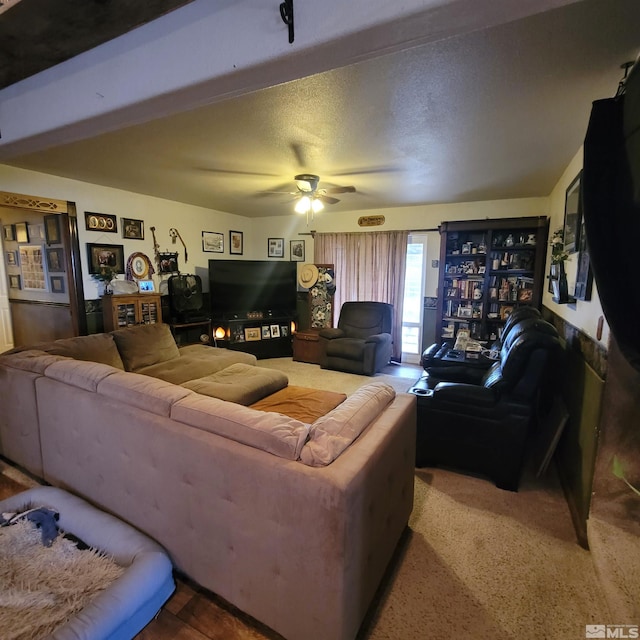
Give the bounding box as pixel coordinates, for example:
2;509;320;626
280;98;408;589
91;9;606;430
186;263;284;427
208;260;297;317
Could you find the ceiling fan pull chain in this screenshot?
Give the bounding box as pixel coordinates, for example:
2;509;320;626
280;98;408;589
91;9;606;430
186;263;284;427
279;0;294;44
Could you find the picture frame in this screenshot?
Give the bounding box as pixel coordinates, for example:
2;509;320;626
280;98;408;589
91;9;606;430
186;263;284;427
261;325;271;339
44;215;61;245
244;327;261;342
457;307;473;318
280;325;289;338
158;251;179;274
50;275;66;293
15;222;29;243
268;237;284;258
229;230;243;255
563;171;581;254
202;231;224;253
9;274;21;289
46;247;65;272
86;243;125;274
122;217;144;240
517;288;533;302
128;252;153;280
290;239;305;262
573;211;593;301
5;250;18;266
85;211;117;233
270;324;281;338
138;279;155;293
19;245;48;291
3;224;15;241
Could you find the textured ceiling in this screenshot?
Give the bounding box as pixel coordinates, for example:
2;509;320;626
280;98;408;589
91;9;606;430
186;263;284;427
1;0;640;218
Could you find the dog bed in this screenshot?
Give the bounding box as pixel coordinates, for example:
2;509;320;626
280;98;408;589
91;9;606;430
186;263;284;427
0;486;174;640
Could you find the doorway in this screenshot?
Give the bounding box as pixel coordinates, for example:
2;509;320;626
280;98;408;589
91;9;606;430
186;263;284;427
401;233;428;363
0;191;86;348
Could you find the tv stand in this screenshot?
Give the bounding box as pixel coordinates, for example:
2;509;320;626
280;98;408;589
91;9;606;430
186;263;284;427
211;312;295;359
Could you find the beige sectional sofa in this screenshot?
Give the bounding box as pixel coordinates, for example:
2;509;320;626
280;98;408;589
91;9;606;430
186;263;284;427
0;324;416;640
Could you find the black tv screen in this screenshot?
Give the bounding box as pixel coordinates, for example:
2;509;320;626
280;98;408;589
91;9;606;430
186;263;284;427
208;260;297;317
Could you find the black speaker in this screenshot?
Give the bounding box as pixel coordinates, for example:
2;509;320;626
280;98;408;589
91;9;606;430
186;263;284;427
168;274;205;321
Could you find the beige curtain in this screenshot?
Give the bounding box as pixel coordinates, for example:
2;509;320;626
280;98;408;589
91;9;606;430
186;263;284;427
314;231;408;361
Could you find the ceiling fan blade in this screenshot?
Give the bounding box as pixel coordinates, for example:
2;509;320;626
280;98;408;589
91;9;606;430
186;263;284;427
290;143;308;169
318;194;340;205
326;185;356;194
197;166;279;177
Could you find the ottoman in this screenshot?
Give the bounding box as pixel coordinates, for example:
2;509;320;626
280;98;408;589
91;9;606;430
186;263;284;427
181;362;288;404
0;486;175;640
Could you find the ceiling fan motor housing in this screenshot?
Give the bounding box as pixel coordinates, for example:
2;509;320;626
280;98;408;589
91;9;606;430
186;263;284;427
294;174;319;192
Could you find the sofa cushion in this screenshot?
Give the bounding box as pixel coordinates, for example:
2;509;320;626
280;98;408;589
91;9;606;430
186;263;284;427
137;350;257;385
250;385;347;422
111;323;180;371
43;333;125;369
97;370;194;417
300;382;395;466
0;349;69;374
326;337;367;360
43;359;121;392
181;363;288;405
178;344;257;366
172;394;309;460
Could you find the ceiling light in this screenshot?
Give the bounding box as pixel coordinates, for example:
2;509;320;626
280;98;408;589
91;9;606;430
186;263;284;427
295;196;311;214
312;198;324;213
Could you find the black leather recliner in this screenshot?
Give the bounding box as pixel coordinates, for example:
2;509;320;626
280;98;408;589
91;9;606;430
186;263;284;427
413;317;563;491
420;306;542;387
318;301;393;375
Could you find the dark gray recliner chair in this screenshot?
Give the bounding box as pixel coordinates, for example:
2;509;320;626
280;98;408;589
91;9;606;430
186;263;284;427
318;301;393;375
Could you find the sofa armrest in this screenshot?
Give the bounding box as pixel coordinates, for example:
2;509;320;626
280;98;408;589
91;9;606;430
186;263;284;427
318;328;345;340
432;381;498;407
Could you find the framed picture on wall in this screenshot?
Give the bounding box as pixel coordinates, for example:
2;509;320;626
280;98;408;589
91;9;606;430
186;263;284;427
122;217;144;240
85;212;117;233
44;215;61;245
230;230;243;255
563;171;582;254
268;237;284;258
3;224;15;241
15;222;29;243
202;231;224;253
9;274;21;289
5;250;18;266
290;239;305;262
86;243;125;274
46;247;65;272
50;275;66;293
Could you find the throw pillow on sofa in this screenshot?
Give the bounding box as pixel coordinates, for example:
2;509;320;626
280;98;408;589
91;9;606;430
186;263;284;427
111;323;180;371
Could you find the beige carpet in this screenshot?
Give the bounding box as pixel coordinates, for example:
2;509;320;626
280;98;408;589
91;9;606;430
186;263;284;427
256;358;418;396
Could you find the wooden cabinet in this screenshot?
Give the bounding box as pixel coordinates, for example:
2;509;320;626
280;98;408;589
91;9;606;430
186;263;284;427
102;293;162;332
293;330;321;364
436;216;549;344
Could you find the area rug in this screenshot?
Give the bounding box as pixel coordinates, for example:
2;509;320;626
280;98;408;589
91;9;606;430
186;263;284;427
256;358;418;396
0;514;124;640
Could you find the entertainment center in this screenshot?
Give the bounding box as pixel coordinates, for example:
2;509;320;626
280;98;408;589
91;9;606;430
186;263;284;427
208;260;297;358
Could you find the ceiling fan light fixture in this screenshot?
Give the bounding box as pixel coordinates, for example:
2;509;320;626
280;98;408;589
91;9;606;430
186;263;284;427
295;196;312;214
294;174;319;192
311;197;324;213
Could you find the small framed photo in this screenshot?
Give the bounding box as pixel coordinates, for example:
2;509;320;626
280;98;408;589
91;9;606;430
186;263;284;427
244;327;261;341
44;215;61;245
86;243;125;274
461;242;472;254
158;252;179;274
138;280;155;293
270;324;281;338
268;237;284;258
9;274;21;289
122;218;144;240
5;250;18;266
3;224;15;241
280;325;289;337
50;275;66;293
85;212;117;233
500;305;514;320
202;231;224;253
457;307;473;318
46;247;65;272
262;325;271;339
15;222;29;243
230;230;243;255
290;239;305;262
517;288;533;302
